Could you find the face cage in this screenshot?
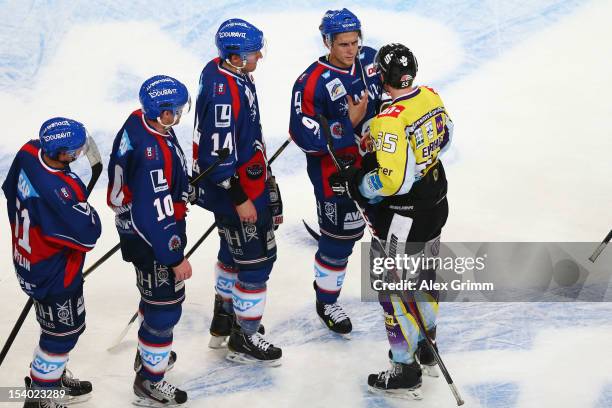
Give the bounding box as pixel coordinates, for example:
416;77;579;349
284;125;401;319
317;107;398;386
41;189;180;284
226;38;267;70
157;96;192;129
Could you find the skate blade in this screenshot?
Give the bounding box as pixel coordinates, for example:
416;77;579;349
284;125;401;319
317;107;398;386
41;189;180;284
368;385;423;400
62;393;92;405
208;335;228;349
133;396;187;407
422;364;440;378
225;351;282;367
318;317;352;340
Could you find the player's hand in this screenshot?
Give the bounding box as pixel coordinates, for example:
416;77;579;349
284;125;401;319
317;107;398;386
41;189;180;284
347;91;369;128
187;184;197;204
173;258;192;281
236;199;257;224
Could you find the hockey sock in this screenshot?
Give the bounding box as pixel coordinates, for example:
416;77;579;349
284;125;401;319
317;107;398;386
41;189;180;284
137;306;180;382
314;252;347;304
381;297;419;364
232;280;266;335
30;346;68;387
215;261;238;314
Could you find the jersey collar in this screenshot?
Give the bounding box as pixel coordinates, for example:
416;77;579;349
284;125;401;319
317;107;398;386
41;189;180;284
139;111;173;138
317;57;356;76
217;60;245;81
392;87;421;104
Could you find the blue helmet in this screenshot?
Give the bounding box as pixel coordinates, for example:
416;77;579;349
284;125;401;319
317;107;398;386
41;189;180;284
139;75;190;121
215;18;264;60
39;117;87;159
319;8;361;42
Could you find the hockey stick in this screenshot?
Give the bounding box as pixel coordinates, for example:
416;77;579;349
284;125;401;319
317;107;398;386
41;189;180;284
107;140;292;350
302;219;321;241
0;138;104;368
318;114;464;405
589;229;612;263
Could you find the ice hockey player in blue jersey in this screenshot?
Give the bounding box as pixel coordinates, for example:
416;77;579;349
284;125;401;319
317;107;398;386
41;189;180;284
289;8;383;336
193;18;283;365
2;117;101;408
107;75;192;406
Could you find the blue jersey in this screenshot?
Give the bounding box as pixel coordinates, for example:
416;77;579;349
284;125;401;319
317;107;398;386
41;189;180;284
1;141;101;299
107;109;190;266
193;57;269;215
289;46;382;199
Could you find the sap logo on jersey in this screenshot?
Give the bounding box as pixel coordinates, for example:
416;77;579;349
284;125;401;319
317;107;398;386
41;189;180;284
140;349;169;366
232;296;262;313
149;169;169;193
118;129;133;157
32;357;63;375
17;170;39;200
325;78;347;101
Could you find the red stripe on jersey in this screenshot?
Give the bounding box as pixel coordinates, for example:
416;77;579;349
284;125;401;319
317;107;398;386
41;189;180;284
152;134;173;191
302;65;326;117
224;75;241;121
64;250;83;288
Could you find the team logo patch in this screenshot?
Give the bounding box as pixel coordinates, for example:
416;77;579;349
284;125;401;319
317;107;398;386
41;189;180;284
145;146;155;160
435;115;444;133
216;83;226;95
168;235;182;252
60;187;72;200
246;163;264;179
330;121;343;139
325;78;347;101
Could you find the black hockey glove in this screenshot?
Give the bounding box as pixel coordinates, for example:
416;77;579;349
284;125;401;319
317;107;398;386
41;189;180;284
328;166;367;206
267;175;283;230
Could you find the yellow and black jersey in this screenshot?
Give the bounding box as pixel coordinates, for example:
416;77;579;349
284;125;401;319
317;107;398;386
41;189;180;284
359;86;453;210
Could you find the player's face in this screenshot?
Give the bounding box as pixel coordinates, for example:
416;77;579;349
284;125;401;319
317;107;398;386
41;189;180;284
328;31;360;68
242;50;263;73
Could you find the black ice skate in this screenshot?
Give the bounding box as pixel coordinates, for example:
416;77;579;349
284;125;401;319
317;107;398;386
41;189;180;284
59;369;93;403
23;376;68;408
134;350;177;373
209;294;265;349
316;300;352;338
226;324;282;366
367;361;423;400
133;373;187;407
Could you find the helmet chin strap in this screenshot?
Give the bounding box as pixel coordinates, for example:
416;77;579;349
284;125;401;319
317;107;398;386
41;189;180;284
225;57;247;73
157;114;179;130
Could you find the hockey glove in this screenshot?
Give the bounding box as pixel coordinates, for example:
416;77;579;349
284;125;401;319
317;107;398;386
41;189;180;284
267;175;283;229
187;184;197;204
328;166;368;206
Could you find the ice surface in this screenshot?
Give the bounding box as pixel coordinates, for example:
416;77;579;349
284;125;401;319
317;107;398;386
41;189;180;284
1;0;611;407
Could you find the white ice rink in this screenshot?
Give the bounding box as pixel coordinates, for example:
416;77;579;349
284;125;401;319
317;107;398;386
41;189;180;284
1;1;611;407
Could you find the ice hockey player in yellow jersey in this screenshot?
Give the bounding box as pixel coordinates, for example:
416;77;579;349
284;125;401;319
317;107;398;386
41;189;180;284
328;43;453;400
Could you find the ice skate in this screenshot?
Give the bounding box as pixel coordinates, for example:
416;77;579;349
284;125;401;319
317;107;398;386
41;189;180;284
367;361;423;400
316;300;352;338
23;376;68;408
226;325;281;366
132;373;187;407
